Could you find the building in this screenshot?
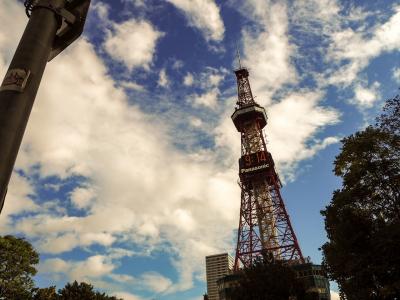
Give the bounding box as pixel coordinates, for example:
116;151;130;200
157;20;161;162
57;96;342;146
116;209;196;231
205;253;234;300
292;263;331;300
216;263;330;300
217;273;241;300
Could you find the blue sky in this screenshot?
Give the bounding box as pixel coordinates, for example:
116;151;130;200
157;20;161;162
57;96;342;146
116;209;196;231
1;0;400;299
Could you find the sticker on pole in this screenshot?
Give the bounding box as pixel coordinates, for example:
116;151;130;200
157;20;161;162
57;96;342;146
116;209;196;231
0;69;30;92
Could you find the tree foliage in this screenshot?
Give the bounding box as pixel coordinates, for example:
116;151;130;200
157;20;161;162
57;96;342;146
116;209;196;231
321;95;400;299
32;286;58;300
31;281;122;300
58;281;122;300
0;235;39;300
231;257;306;300
0;235;122;300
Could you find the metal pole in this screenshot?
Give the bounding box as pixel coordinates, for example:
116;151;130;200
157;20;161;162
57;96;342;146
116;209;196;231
0;0;66;213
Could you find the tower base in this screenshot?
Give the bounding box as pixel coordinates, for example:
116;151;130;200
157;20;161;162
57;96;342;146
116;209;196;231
217;263;330;300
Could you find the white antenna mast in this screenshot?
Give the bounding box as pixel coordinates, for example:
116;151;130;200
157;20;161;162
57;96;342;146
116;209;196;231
236;45;242;69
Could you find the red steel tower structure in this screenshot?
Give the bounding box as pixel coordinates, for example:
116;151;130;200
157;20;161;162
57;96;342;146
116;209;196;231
232;66;304;270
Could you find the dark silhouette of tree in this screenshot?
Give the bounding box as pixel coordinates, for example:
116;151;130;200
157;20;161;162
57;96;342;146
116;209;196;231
321;95;400;300
231;256;306;300
32;282;122;300
32;286;57;300
377;94;400;135
0;235;39;299
58;281;122;300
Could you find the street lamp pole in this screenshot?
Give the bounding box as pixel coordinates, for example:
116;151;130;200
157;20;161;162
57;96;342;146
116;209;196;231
0;0;91;213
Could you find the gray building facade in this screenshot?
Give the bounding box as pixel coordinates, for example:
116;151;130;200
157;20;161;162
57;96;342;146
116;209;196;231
205;253;234;300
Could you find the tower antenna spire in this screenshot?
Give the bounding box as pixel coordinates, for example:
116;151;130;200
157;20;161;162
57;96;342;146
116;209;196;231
236;45;242;69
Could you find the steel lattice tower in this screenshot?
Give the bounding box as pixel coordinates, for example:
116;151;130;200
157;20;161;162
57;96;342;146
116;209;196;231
231;66;304;270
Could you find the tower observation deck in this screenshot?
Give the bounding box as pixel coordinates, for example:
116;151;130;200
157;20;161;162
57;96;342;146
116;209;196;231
232;67;304;270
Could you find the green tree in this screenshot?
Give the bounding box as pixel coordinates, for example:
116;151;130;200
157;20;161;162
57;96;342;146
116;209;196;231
231;257;306;300
321;95;400;300
32;286;58;300
58;281;122;300
0;235;123;300
0;235;39;300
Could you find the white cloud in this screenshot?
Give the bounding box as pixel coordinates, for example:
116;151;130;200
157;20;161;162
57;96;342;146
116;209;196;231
1;30;236;294
107;248;136;259
120;81;145;92
91;2;111;25
183;73;194;86
0;0;26;69
352;81;381;108
208;73;224;87
40;255;115;281
238;1;298;103
325;5;400;86
104;19;164;71
80;232;116;247
71;255;115;280
172;59;184;70
393;67;400;83
39;233;80;254
291;0;341;34
35;232;115;254
128;0;146;8
158;68;169;87
190;89;219;108
5;173;37;214
141;272;173;293
166;0;225;42
41;257;172;295
70;186;96;209
0;172;38;233
109;273;135;283
267;91;340;176
289;1;400;116
185;67;227;90
39;258;69;273
189;117;203;127
114;292;143;300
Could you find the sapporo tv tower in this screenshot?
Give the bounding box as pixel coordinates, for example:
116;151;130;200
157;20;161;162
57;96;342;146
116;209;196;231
231;60;304;270
204;59;331;300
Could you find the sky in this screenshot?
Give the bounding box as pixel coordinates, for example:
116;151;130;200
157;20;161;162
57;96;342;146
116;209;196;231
0;0;400;299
